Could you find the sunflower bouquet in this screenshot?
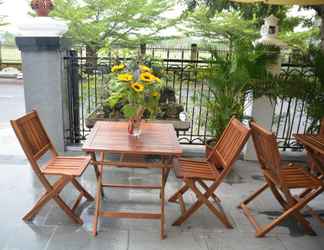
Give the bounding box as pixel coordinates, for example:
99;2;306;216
107;60;162;133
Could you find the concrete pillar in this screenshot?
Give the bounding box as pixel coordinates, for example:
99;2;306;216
16;37;70;153
243;58;281;161
244;96;275;161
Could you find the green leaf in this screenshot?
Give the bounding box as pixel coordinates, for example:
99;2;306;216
121;104;137;118
107;94;123;107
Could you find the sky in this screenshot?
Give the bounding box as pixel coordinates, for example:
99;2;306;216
0;0;31;33
0;0;317;35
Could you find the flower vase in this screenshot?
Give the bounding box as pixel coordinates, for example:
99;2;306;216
128;108;144;137
128;117;142;137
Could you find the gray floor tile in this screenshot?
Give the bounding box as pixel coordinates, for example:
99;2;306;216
2;223;56;250
128;230;208;250
278;234;324;250
46;226;128;250
203;231;286;250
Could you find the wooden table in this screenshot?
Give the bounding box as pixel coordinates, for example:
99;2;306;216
294;134;324;175
82;121;183;239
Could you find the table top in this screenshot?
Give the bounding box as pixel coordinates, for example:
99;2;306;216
294;134;324;155
82;121;183;156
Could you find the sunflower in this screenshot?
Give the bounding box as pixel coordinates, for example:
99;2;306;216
154;76;161;83
140;72;156;83
131;82;144;92
140;65;153;72
151;91;160;97
111;64;125;72
118;73;133;82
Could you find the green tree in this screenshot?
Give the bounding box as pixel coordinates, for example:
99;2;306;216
184;0;289;27
182;8;259;47
51;0;178;55
308;6;324;52
185;1;324;52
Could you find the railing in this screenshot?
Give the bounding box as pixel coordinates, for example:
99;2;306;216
64;46;318;150
272;57;317;150
64;46;216;144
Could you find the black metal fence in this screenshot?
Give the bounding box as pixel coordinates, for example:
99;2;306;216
272;56;317;150
64;46;318;150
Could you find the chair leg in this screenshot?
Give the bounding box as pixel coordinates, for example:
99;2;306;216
241;185;323;237
172;179;232;228
71;178;94;201
172;193;204;226
168;184;190;203
24;176;83;224
53;195;83;224
281;189;316;236
272;184;315;235
188;180;232;229
197;180;221;204
238;183;269;208
305;205;324;226
256;188;322;237
23;176;67;221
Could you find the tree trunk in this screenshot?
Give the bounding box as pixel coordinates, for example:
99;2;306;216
85;45;98;73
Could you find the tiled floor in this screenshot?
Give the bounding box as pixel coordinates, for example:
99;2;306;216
1;81;324;250
1;148;324;250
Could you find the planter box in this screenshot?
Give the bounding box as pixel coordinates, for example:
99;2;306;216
86;110;190;137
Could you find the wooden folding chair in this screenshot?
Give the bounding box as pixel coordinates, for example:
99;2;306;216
239;120;324;237
169;118;250;228
11;110;94;224
307;117;324;174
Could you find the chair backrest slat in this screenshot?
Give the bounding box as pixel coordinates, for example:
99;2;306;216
208;118;250;174
11;111;57;165
249;121;281;179
320;117;324;137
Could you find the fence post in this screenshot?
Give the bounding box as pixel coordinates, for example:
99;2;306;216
191;44;198;61
68;50;80;144
140;43;146;58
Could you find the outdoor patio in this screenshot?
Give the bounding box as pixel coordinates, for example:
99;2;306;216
2;0;324;249
0;82;323;249
1;150;324;249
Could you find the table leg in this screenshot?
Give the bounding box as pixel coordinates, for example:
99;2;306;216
160;167;170;240
90;152;105;197
310;152;324;176
93;152;104;236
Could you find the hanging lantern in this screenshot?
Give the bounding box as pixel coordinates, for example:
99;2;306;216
256;15;287;48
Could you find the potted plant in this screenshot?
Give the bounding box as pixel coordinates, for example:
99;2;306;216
30;0;54;16
201;52;246;156
107;58;162;136
200;40;277;156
